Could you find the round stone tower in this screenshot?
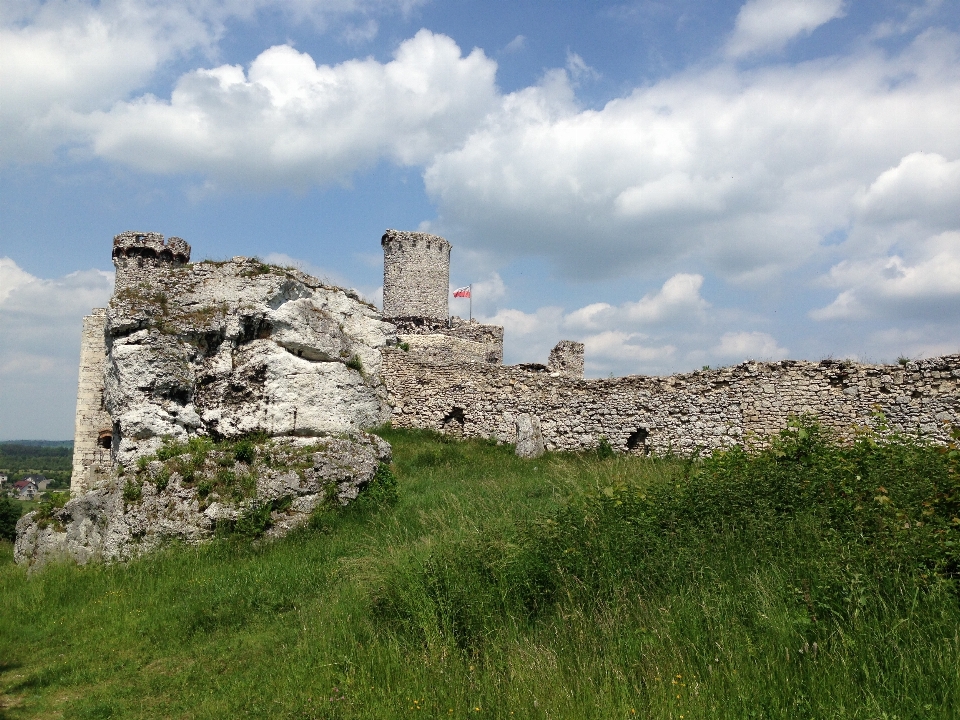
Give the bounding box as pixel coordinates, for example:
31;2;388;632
381;229;451;320
112;231;191;291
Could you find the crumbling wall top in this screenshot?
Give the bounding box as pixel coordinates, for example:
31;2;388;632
381;229;451;252
112;231;191;264
548;340;585;379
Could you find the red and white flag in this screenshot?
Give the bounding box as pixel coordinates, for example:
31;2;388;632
453;286;471;298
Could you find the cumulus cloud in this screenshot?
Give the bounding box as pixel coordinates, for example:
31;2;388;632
0;258;114;439
425;29;960;280
0;0;426;162
565;273;709;330
478;273;783;376
854;152;960;229
726;0;846;58
811;231;960;321
86;31;498;188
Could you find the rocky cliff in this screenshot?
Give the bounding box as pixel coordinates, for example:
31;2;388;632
16;257;396;568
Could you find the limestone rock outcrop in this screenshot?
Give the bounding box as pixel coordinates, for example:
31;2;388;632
15;433;391;568
21;251;398;569
515;414;545;459
103;258;394;466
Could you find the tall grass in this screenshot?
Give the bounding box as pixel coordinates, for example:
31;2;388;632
1;423;957;719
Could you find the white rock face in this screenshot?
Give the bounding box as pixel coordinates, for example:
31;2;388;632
17;257;399;569
515;413;545;458
104;259;395;464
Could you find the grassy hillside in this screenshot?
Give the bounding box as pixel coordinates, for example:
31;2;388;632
1;424;958;719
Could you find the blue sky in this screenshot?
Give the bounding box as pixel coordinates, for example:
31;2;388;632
2;0;959;439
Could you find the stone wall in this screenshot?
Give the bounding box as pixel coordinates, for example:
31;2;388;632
548;340;584;379
381;230;450;320
383;352;960;455
112;231;191;292
70;309;113;493
393;315;504;365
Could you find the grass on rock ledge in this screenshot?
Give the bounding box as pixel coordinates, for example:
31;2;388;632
1;422;958;719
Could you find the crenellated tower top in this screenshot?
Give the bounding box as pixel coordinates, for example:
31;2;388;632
112;231;191;291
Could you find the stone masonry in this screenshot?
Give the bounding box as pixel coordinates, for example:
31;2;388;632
383;351;960;456
381;230;451;320
112;231;191;292
548;341;585;379
70;309;113;494
37;227;959;569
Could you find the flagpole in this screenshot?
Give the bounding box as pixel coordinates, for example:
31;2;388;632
469;284;472;322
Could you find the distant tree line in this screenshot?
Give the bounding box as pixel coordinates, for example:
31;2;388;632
0;442;73;488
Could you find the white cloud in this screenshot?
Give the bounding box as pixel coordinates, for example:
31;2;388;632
854;152;960;228
504;34;526;53
583;330;675;367
425;30;960;280
565;51;599;83
564;273;709;331
811;230;960;321
450;273;505;319
86;31;499;188
726;0;846;58
0;0;427;162
713;331;789;360
0;258;114;439
479;273;769;376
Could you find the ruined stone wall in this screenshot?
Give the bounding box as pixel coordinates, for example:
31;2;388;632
381;230;450;320
393;315;504;365
112;231;191;293
383;352;960;455
548;341;584;379
70;309;113;493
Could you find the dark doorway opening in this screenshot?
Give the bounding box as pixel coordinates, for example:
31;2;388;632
441;407;466;436
627;428;649;455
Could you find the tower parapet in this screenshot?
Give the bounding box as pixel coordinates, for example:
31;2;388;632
112;231;191;291
381;229;450;320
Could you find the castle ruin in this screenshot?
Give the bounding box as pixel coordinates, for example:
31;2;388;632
13;227;958;567
64;228;960;491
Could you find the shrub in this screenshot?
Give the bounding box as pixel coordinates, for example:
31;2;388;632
595;436;614;460
345;354;364;373
122;480;142;504
0;496;22;541
154;467;170;493
233;439;256;465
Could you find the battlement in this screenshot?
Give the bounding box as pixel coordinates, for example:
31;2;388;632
382;229;451;320
112;231;191;291
381;229;451;255
112;231;190;264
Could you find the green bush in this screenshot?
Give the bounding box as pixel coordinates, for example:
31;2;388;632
595;436;614;460
233;439;255;465
0;496;22;541
122;479;142;504
345;354;364;373
373;420;960;653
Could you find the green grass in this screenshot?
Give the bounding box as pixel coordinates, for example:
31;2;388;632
1;424;958;719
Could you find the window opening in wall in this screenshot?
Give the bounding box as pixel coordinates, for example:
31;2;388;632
441;407;466;435
627;428;650;455
97;430;113;450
